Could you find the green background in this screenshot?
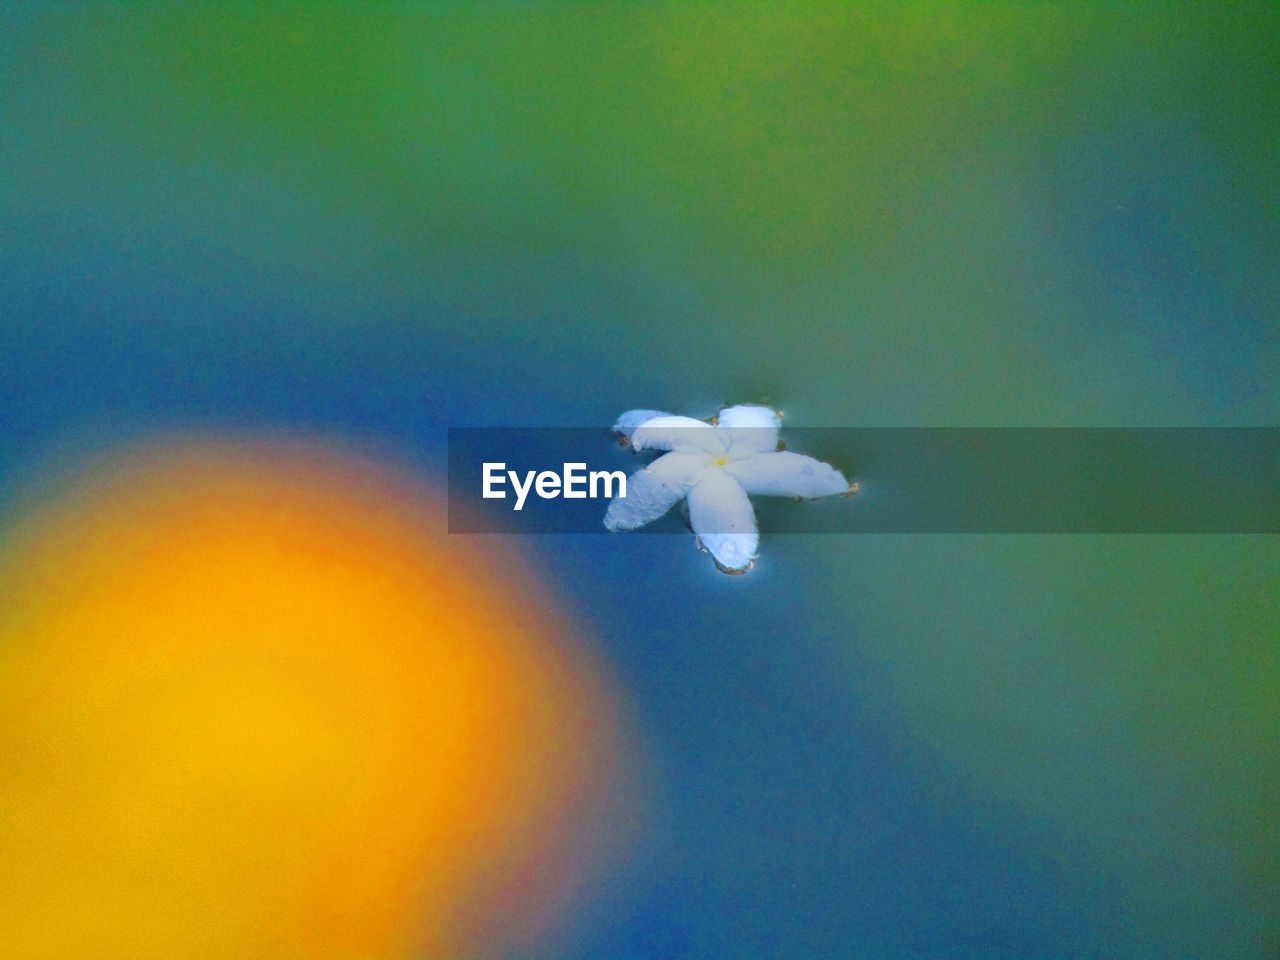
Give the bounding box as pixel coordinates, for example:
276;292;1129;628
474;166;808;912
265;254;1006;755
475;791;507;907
3;4;1277;957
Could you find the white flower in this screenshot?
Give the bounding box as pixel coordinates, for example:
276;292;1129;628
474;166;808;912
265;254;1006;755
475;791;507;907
605;404;854;574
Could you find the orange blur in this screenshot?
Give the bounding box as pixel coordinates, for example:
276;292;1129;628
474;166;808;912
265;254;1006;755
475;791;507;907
0;439;632;959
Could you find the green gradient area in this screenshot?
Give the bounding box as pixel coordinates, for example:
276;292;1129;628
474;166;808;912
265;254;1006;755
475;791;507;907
814;535;1278;955
7;4;1276;423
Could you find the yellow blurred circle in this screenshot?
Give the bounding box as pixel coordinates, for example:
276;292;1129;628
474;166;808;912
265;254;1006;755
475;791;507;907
0;441;630;959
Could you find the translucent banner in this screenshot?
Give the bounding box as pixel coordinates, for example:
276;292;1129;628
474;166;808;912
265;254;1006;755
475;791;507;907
447;428;1278;534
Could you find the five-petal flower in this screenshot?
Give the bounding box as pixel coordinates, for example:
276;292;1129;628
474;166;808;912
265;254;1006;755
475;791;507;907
605;405;853;573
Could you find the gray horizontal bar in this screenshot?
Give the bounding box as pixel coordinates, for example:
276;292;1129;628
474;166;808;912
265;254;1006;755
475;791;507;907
448;428;1277;534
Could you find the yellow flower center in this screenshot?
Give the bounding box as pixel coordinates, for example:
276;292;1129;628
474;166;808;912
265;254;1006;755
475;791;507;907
712;455;728;467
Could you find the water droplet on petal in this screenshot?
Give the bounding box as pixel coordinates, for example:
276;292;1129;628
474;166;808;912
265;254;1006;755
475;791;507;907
713;555;755;576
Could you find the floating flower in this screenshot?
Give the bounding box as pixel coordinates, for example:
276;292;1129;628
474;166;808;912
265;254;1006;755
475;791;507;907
606;405;854;574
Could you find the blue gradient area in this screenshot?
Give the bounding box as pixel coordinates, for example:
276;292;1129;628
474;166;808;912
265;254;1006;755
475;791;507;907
551;536;1104;959
2;195;1274;960
1056;127;1274;409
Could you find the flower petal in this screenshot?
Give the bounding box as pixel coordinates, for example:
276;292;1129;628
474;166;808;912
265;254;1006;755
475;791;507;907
724;450;850;499
631;416;725;454
604;452;709;532
612;409;669;444
717;404;780;430
717;404;781;456
687;471;759;573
